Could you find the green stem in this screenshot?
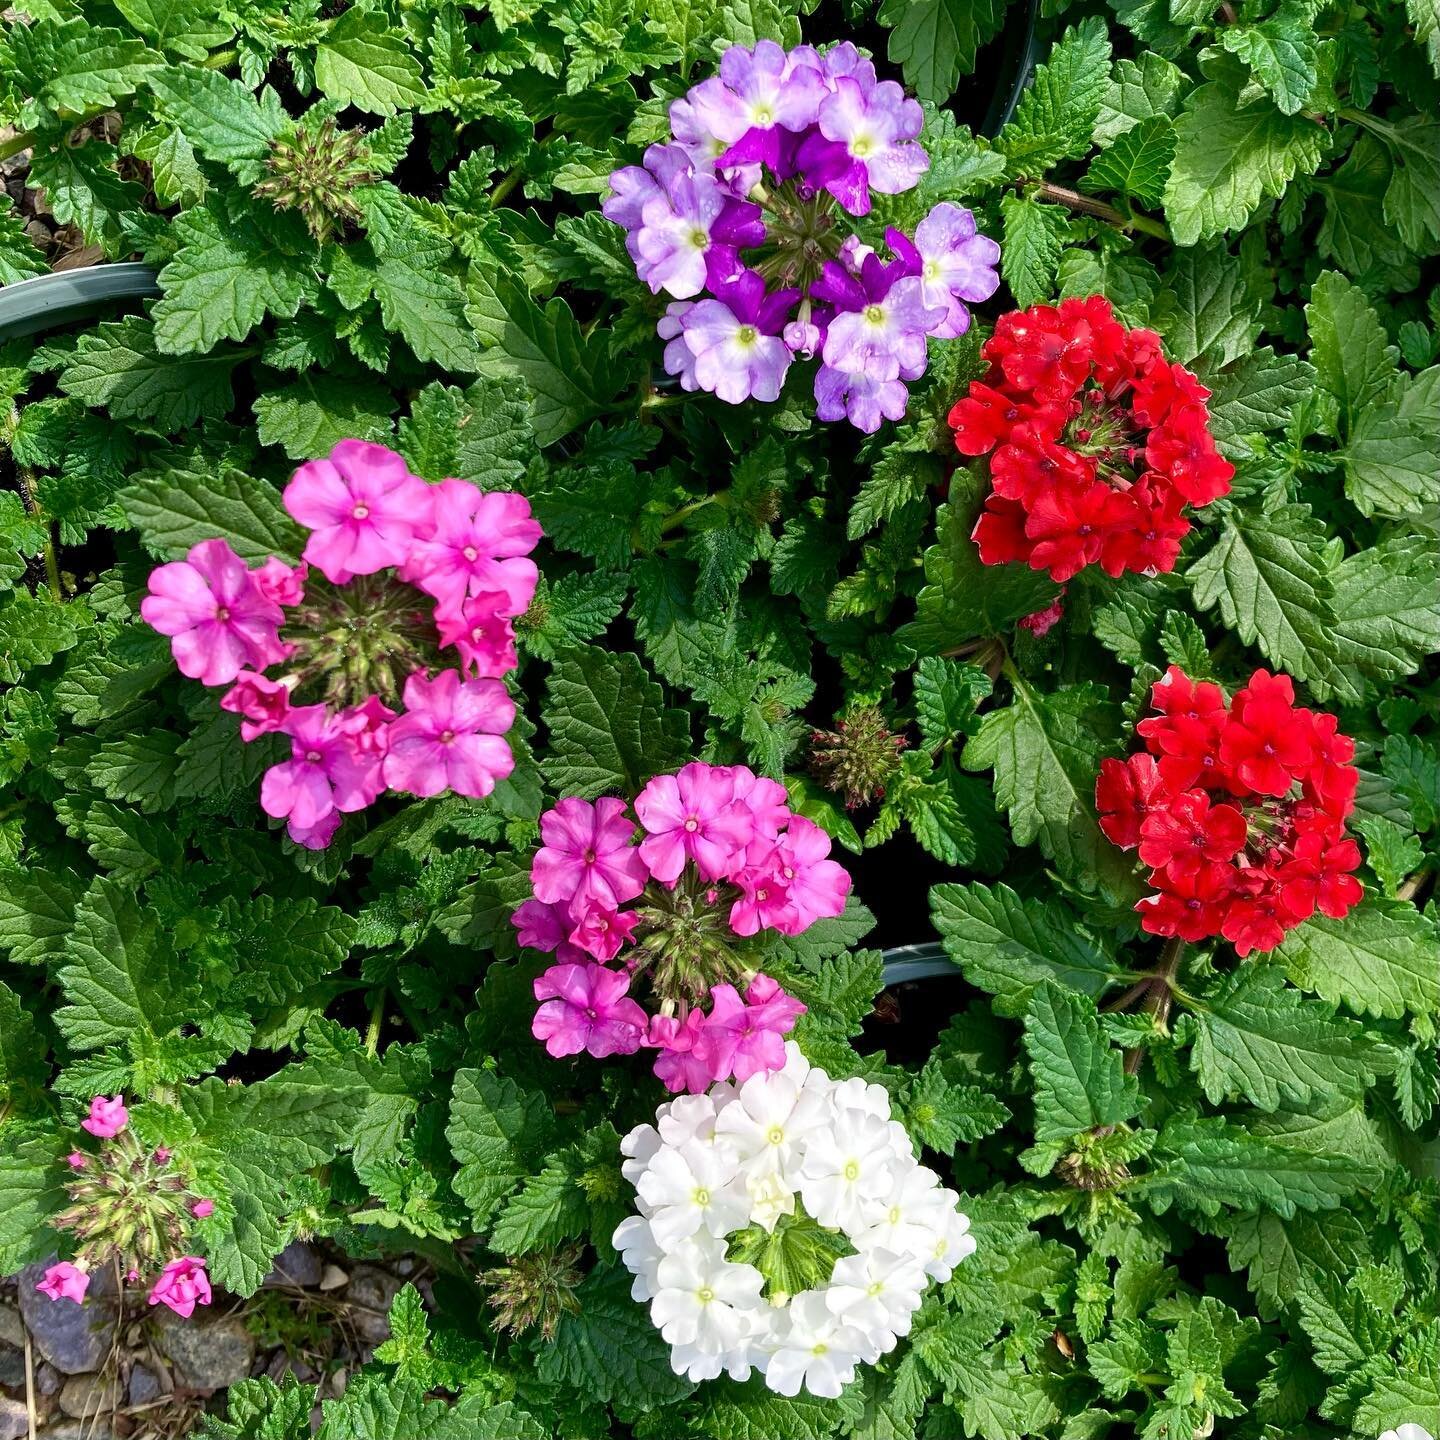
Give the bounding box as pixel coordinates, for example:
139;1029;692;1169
489;166;524;208
10;445;63;600
658;492;723;534
1027;180;1171;241
1123;937;1184;1076
364;992;384;1057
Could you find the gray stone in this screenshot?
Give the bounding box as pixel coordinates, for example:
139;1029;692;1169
0;1344;23;1387
153;1310;255;1390
0;1396;27;1440
58;1371;122;1419
36;1361;61;1396
262;1241;323;1289
127;1361;164;1406
0;1304;23;1347
16;1262;118;1375
344;1266;402;1344
34;1425;116;1440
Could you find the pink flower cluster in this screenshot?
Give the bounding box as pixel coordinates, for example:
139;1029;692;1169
141;441;541;848
512;763;852;1092
37;1097;214;1320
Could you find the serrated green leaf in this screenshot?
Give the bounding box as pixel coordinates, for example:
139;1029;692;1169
314;7;426;115
1024;982;1142;1140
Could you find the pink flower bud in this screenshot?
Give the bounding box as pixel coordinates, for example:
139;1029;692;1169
65;1152;87;1170
190;1198;215;1219
153;1146;172;1165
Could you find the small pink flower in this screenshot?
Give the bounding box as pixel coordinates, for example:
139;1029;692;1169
635;763;755;883
769;817;850;932
254;557;308;607
532;962;647;1059
728;853;794;936
191;1198;215;1219
567;905;640;963
288;811;343;850
649;1009;713;1093
148;1257;211;1319
141;539;288;688
36;1262;89;1305
153;1146;171;1165
434;591;518;678
401;480;541;614
66;1152;87;1170
283;440;434;585
81;1095;128;1138
220;670;294;740
695;974;805;1083
531;797;647;911
260;704;387;840
511;898;573;953
382;669;516;799
728;765;792;836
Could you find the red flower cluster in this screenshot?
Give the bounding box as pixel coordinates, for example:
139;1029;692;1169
1097;667;1363;956
949;296;1234;582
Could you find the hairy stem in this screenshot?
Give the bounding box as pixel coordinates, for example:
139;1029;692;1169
1123;937;1184;1075
1025;180;1171;241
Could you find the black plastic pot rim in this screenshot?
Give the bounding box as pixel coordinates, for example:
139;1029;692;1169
879;943;952;987
0;262;162;342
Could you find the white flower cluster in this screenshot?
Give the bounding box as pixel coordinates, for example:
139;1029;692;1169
613;1042;975;1397
1379;1428;1434;1440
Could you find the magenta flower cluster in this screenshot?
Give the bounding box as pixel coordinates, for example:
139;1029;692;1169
603;41;1001;432
141;441;541;849
37;1096;215;1320
512;762;851;1093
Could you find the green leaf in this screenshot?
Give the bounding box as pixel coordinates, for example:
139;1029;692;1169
1163;53;1328;245
446;1068;552;1226
1023;982;1142;1140
1150;1114;1379;1217
878;0;1006;104
488;1154;588;1254
1381;115;1440;252
121;459;302;563
1093;52;1185;146
999;194;1070;307
58;315;242;432
1219;2;1320;115
1189;966;1387;1112
1276;897;1440;1020
902;481;1059;653
1203;348;1315;455
727;1207;854;1296
1186;503;1336;682
314;6;426;115
962;679;1134;896
9;18;160;115
254;373;396;459
999;18;1113;172
536;1263;692;1407
914;657;991;750
148;66;288;177
362;227;481;375
541;645;691;799
24;143;143;247
1221;1208;1372;1316
0;593;83;683
899;1056;1009;1152
1325;537;1440;690
1305;269;1397;432
1341;368;1440;517
0;867;86;967
1082;115;1175;206
1154;243;1263;369
153;204;316;354
930;881;1129;1015
54;876;199;1049
112;0;230;59
478;279;624;447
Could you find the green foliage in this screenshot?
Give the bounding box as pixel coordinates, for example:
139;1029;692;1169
0;0;1435;1437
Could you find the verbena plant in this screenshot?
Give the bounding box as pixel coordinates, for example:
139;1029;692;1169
0;0;1436;1437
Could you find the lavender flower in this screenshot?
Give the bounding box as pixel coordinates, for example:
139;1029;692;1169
887;204;1002;339
603;40;1002;431
668;271;799;404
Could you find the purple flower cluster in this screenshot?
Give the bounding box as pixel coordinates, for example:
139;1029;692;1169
603;41;1002;432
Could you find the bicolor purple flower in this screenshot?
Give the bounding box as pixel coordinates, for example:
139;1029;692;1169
800;76;927;215
887;204;1002;339
814;254;940;383
668;271;800;404
690;41;828;168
